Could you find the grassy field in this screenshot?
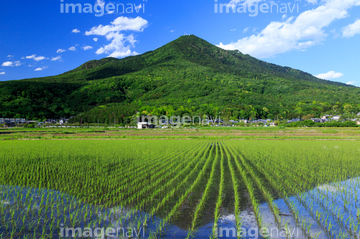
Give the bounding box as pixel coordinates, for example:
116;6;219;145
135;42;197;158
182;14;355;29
1;139;360;238
1;126;360;141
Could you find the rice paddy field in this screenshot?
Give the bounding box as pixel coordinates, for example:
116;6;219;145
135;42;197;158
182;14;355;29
1;139;360;238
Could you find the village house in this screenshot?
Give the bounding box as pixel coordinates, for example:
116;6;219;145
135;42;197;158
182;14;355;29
137;122;155;129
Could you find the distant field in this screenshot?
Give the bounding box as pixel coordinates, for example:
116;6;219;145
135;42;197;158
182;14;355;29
1;126;360;140
1;140;360;238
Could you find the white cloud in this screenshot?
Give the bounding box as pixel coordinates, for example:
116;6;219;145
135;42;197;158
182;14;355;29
82;45;93;50
34;66;48;71
72;29;81;33
51;56;62;61
346;81;355;85
2;61;13;67
230;29;236;31
7;55;14;58
218;0;360;58
68;46;77;51
26;54;47;61
2;61;21;67
0;72;5;75
86;17;148;58
25;54;35;59
95;33;138;58
93;38;99;42
170;30;176;33
35;56;46;61
57;49;66;53
243;27;250;33
85;16;148;36
315;71;344;79
343;19;360;37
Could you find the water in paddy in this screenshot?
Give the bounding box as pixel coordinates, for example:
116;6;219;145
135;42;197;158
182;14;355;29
1;177;360;238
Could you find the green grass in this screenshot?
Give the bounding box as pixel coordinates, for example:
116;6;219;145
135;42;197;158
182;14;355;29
2;126;360;141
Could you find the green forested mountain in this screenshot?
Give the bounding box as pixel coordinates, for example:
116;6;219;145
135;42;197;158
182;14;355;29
1;35;360;122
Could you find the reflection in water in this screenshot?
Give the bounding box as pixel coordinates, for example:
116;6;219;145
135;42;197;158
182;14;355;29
1;177;360;238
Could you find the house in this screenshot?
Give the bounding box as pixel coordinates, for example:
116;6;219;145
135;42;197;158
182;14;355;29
239;119;249;124
287;118;301;123
3;118;15;127
331;115;341;121
311;118;326;123
137;122;155;129
59;118;68;125
270;122;276;127
45;119;58;124
1;118;28;124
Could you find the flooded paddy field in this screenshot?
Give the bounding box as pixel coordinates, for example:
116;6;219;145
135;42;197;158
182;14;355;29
1;140;360;238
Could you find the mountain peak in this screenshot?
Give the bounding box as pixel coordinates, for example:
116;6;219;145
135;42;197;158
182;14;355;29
1;35;358;120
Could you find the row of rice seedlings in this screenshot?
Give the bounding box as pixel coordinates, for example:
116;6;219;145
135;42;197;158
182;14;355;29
133;141;212;233
142;142;212;228
87;141;194;205
325;179;360;233
0;186;94;237
101;141;206;228
285;164;358;237
136;142;211;213
212;142;226;238
92;141;199;206
272;150;360;237
239;141;360;186
252;147;357;237
238;142;351;238
153;142;216;236
226;145;286;237
121;141;208;208
113;141;204;207
0;140;202;237
222;144;265;237
117;141;210;228
222;143;243;239
234;145;322;239
239;144;337;237
187;142;220;238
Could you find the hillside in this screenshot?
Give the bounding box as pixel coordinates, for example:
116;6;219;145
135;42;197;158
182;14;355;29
1;35;360;122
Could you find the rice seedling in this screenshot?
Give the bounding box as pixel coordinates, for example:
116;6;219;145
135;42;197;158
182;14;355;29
1;140;360;238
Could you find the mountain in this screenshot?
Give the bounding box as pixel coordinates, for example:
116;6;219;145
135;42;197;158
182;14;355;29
1;35;359;122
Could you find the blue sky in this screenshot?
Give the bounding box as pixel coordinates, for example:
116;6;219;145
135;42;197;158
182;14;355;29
1;0;360;86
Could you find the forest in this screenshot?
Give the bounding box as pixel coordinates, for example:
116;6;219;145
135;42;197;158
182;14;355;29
1;35;359;123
